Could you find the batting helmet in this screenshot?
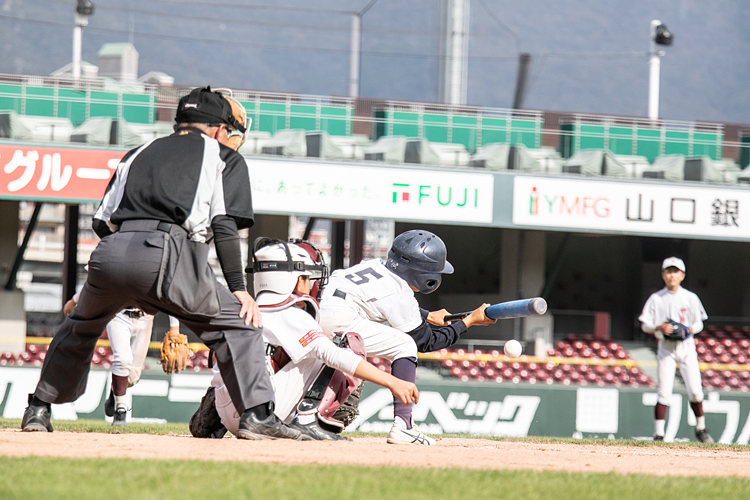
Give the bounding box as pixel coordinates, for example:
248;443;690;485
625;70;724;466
249;238;327;305
385;230;453;294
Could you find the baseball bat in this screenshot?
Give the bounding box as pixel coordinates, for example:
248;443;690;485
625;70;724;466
443;297;547;322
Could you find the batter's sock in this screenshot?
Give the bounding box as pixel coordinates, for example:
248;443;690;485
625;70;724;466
654;419;666;437
391;357;417;430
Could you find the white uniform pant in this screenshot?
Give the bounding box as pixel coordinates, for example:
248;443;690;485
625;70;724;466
107;312;154;386
656;336;704;406
319;298;418;361
214;355;326;436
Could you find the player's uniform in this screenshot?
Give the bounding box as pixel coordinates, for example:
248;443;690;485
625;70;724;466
319;259;422;360
639;286;707;406
213;295;362;435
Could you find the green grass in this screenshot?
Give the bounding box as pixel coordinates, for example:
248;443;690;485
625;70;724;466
0;457;748;500
2;418;748;500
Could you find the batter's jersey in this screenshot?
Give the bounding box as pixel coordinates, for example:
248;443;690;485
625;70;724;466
94;127;254;243
639;287;708;331
322;259;423;333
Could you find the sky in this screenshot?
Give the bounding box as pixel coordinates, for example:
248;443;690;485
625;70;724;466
0;0;748;125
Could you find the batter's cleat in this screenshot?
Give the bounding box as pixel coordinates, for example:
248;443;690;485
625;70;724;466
21;395;53;433
387;417;435;445
695;428;714;443
289;417;351;441
104;388;115;417
237;411;311;441
112;404;127;427
653;435;664;442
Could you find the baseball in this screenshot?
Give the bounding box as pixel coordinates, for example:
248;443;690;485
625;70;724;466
504;339;522;358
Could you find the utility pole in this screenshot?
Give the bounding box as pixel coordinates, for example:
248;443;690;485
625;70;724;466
349;0;378;98
72;0;95;81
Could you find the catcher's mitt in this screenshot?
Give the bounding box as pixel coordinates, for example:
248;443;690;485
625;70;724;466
332;381;363;428
160;330;190;374
664;320;690;341
189;386;227;439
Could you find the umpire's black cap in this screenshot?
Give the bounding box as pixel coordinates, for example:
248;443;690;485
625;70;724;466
175;86;246;133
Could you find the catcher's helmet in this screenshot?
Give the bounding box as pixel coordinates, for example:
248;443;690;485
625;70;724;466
249;238;327;305
385;230;453;294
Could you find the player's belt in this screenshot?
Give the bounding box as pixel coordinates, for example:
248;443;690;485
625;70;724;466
119;219;188;236
123;309;144;318
265;344;277;357
333;289;347;300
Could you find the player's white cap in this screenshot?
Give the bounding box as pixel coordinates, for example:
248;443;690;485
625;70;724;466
662;256;685;272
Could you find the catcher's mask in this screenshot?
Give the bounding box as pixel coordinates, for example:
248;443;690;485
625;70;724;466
175;86;250;151
248;238;328;303
214;88;251;151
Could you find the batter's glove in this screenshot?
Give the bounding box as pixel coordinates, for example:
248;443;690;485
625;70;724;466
160;330;191;374
664;320;690;341
331;381;363;428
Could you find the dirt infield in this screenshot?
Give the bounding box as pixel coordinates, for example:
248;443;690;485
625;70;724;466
1;429;747;477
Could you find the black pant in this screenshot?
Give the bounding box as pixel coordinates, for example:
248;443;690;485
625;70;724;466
34;224;273;413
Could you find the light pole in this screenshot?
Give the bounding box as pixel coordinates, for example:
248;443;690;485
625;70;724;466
349;0;378;98
72;0;95;81
648;19;673;120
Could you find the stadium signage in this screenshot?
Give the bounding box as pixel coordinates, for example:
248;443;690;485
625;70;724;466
248;158;494;223
513;176;750;240
0;144;120;203
2;367;750;443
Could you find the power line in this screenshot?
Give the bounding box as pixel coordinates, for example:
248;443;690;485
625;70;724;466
144;0;355;16
0;14;647;63
32;0;524;39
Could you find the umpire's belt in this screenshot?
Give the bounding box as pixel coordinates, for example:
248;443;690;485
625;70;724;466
119;219;188;237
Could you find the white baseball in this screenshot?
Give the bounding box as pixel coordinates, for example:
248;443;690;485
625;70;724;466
504;339;522;358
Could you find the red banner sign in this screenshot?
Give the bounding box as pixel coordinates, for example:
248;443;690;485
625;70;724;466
0;144;125;203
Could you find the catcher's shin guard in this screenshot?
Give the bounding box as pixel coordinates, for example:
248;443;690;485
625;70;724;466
297;332;366;432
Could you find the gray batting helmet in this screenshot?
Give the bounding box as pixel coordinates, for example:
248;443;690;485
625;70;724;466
385;230;453;294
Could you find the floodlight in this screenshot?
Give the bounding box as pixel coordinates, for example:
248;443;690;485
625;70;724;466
654;22;673;46
76;0;95;16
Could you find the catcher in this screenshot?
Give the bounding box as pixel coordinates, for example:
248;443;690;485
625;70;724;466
65;290;182;426
190;238;419;440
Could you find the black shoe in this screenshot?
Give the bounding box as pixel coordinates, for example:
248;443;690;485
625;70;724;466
695;428;714;443
189;386;227;439
104;389;115;417
22;395;53;432
112;405;127;427
653;434;664;442
289;417;351;441
237;410;310;441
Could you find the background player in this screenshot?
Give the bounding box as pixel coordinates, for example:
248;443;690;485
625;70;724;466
196;238;419;440
318;229;495;445
639;256;714;443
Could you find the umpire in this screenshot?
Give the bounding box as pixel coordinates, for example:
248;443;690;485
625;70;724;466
22;86;306;441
